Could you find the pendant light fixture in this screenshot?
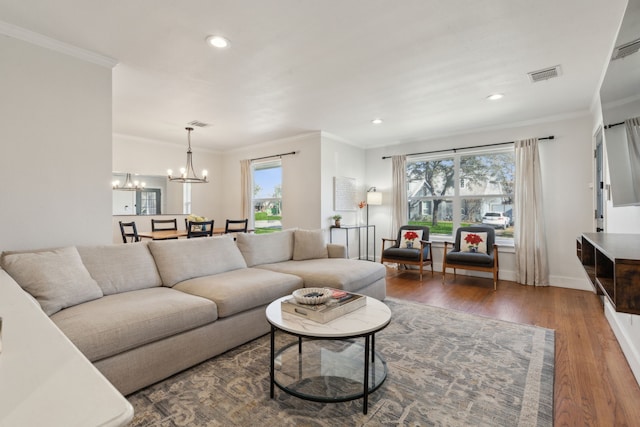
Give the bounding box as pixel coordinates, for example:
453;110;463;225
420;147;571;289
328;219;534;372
168;127;208;184
112;173;146;191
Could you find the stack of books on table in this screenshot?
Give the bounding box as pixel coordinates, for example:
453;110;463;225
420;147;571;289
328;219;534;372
281;289;366;324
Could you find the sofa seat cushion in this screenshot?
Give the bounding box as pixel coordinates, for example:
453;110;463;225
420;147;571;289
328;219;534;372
173;268;302;318
383;246;429;261
77;243;162;295
51;287;217;362
445;251;494;267
256;259;386;293
149;236;247;287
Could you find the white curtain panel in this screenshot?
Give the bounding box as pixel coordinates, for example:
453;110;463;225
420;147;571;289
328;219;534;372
514;138;549;286
240;159;252;228
625;117;640;201
391;155;408;238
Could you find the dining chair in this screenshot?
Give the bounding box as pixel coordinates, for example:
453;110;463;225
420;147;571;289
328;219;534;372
151;218;178;240
225;219;249;233
187;220;214;238
119;221;140;243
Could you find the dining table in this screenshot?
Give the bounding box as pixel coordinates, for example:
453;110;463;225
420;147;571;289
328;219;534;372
138;228;252;240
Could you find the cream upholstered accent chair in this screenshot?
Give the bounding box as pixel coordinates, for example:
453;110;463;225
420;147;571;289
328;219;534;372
442;226;499;290
381;225;433;280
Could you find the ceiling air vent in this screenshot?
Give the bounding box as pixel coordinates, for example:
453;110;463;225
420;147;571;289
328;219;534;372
612;38;640;60
187;120;210;127
528;65;562;83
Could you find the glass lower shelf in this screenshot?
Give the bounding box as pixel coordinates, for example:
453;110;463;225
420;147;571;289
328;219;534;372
273;339;387;403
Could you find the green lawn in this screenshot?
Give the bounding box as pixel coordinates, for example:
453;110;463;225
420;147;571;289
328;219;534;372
254;212;282;234
408;220;514;238
408;220;470;235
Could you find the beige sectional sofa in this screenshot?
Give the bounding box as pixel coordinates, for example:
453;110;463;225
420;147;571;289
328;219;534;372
0;229;386;395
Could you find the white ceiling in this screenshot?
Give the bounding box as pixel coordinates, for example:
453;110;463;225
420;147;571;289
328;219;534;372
601;0;640;108
0;0;630;151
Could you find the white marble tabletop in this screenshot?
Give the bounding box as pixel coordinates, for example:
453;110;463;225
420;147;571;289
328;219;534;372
266;295;391;338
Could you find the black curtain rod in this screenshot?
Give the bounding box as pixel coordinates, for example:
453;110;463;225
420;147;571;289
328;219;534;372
251;151;297;162
604;121;624;129
381;136;555;159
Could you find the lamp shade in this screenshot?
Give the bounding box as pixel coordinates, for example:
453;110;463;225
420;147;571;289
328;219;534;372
367;191;382;205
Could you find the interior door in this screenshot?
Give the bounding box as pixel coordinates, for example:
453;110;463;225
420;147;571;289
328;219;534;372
595;128;604;232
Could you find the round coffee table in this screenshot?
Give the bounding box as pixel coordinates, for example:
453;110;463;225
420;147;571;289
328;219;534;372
266;295;391;414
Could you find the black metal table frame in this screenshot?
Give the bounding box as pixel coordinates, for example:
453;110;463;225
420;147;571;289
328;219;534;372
329;225;376;261
269;321;389;414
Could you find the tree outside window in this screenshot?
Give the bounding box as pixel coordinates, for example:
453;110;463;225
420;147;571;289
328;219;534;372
252;160;282;234
407;148;515;241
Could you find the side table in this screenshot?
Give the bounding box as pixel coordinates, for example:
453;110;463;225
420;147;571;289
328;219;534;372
266;296;391;414
329;225;376;261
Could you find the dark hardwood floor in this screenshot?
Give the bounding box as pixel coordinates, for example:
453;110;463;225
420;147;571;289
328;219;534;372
385;267;640;427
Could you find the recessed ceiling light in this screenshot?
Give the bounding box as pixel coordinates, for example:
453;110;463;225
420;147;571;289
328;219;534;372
486;93;504;101
371;118;383;125
206;35;230;48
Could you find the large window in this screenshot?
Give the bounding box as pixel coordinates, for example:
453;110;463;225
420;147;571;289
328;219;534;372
407;148;515;242
252;159;282;234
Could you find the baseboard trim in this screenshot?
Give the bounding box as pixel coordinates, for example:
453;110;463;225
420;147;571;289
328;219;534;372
604;300;640;387
388;262;595;292
548;275;593;291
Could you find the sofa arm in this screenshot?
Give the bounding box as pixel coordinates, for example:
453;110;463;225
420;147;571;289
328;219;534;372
327;244;347;258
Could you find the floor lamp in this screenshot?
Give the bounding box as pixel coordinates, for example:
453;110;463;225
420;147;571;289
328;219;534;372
366;187;382;261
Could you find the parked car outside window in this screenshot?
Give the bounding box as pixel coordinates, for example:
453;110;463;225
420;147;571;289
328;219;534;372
482;212;510;229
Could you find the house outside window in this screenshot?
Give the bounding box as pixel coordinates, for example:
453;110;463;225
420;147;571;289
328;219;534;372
252;159;282;234
407;147;515;243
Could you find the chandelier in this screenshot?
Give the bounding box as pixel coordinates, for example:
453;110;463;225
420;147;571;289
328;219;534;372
112;173;145;191
168;127;208;183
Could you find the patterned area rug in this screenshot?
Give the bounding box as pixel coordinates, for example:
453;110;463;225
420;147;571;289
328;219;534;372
128;298;554;426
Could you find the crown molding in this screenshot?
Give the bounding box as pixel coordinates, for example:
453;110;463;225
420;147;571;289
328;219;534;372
112;132;222;154
0;20;118;68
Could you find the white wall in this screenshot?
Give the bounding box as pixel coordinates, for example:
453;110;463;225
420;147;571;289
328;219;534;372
320;133;367;258
365;115;596;289
215;130;367;257
601;97;640;233
593;94;640;385
219;132;322;230
112;133;223;242
0;36;113;251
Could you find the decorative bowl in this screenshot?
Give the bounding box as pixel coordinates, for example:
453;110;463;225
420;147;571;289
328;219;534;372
292;288;332;305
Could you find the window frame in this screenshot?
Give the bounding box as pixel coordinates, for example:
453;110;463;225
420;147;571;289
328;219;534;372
407;146;515;246
136;188;161;215
251;159;283;234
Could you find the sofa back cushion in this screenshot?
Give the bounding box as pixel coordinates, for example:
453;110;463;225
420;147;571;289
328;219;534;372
236;229;294;267
293;229;328;261
77;243;162;295
148;236;247;286
1;246;103;316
